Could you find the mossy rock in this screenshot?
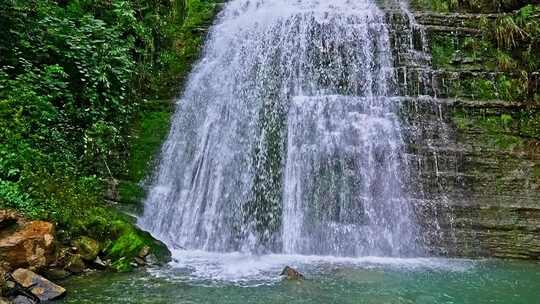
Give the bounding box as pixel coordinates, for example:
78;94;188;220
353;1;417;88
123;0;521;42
65;254;86;274
72;236;101;262
104;221;170;272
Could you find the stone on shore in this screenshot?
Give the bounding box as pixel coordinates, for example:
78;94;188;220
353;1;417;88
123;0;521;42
11;268;65;301
0;211;55;271
72;236;100;262
65;254;86;274
41;268;71;281
0;297;11;304
11;295;35;304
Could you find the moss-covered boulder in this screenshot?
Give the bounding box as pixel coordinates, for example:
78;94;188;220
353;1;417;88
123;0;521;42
72;236;100;262
104;220;170;272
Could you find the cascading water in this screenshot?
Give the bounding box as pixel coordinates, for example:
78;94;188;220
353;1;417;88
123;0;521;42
139;0;421;257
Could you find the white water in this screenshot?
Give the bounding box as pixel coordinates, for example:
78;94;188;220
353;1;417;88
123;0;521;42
148;250;474;285
139;0;423;258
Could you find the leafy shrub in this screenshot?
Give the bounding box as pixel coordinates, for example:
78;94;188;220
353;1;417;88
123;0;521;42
0;0;220;267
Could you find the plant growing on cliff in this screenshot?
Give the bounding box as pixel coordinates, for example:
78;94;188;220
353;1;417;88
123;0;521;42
495;15;528;48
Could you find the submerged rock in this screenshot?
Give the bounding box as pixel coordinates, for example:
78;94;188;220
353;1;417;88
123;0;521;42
11;268;65;301
280;266;304;281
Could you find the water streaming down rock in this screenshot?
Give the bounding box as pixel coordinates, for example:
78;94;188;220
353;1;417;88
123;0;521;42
283;95;417;256
139;0;423;257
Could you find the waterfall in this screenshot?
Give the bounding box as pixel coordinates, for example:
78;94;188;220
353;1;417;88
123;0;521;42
139;0;421;257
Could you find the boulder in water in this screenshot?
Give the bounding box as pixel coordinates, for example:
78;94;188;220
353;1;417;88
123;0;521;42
280;266;304;280
11;268;65;301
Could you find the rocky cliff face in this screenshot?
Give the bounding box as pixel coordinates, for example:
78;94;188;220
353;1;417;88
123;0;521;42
382;0;540;259
127;0;538;259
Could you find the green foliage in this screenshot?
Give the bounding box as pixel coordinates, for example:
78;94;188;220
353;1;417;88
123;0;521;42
495;49;517;71
0;180;47;218
1;0;138;183
430;35;498;69
411;0;532;13
125;107;172;182
0;0;221;268
495;15;528;48
118;181;145;205
487;5;540;100
451;74;529;101
453;109;540;151
123;0;220;183
430;36;456;68
427;3;539;102
453;111;524;149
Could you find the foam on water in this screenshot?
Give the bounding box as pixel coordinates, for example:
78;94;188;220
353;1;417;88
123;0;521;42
147;250;475;285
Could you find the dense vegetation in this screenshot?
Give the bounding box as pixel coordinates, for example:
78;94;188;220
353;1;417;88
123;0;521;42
1;0;537;271
410;0;540;152
0;0;220;270
413;0;539;102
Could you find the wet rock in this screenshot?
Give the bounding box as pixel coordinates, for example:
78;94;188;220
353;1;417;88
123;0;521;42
138;246;150;259
145;254;157;265
11;296;34;304
0;218;55;271
11;268;65;301
280;266;304;281
134;257;146;266
54;247;72;268
72;236;100;262
0;297;11;304
93;256;108;269
41;268;71;281
5;281;15;290
65;254;86;274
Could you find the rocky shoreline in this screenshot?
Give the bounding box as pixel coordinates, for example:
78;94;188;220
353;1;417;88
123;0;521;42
0;209;162;303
